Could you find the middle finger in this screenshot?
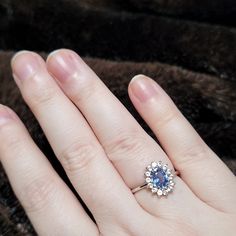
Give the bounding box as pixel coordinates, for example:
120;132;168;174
46;49;199;217
11;51;144;232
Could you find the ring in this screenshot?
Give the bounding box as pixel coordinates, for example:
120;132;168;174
131;161;179;197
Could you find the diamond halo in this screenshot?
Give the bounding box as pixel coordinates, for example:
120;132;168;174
145;161;175;197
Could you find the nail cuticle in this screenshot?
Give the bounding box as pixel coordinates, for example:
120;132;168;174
11;53;41;81
131;76;159;103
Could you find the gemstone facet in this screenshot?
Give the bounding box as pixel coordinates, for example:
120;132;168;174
145;161;175;197
151;169;169;188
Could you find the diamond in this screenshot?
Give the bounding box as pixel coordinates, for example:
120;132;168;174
157;190;163;196
163;190;167;195
157;161;162;167
151;162;157;168
146;177;151;183
147;165;152;171
151;188;157;193
163;164;168;171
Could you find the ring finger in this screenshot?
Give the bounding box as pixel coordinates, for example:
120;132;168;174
46;49;201;217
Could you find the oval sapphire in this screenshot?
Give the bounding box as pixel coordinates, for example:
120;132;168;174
150;168;169;188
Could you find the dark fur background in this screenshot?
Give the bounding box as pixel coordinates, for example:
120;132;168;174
0;0;235;235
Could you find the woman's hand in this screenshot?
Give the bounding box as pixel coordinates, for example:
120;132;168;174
0;49;235;235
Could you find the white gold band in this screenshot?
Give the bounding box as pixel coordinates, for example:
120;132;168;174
131;169;179;195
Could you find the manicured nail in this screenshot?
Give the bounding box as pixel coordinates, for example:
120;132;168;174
0;105;13;126
47;50;80;82
130;75;159;102
11;51;41;81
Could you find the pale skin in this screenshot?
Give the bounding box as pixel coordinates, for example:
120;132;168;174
0;49;235;236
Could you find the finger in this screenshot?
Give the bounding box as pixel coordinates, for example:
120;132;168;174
128;74;236;213
46;49;198;216
46;49;173;188
0;105;97;235
11;51;144;231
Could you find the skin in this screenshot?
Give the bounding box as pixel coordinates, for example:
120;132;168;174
0;49;235;236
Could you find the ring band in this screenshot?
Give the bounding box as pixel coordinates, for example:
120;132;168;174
131;161;179;197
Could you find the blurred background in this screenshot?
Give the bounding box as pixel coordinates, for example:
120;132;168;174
0;0;236;235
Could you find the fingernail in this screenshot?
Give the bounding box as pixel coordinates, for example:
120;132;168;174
47;50;80;82
0;105;13;126
130;75;159;102
11;51;41;81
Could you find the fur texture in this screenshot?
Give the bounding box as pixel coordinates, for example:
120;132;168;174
128;0;236;26
0;0;235;235
0;0;236;80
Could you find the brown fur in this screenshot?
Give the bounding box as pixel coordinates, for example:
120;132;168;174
0;0;235;235
0;51;235;235
1;0;236;80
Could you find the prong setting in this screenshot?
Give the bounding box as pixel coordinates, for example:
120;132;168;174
146;177;151;183
151;188;158;193
144;161;176;197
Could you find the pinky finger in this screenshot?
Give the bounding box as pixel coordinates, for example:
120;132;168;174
0;105;98;235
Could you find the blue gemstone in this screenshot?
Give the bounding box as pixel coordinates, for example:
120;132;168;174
150;168;169;188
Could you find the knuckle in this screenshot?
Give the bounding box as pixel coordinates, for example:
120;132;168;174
22;77;56;108
177;144;209;170
0;105;12;118
155;107;179;129
70;75;96;103
105;132;146;162
0;124;23;154
20;175;57;213
59;141;99;175
172;221;197;236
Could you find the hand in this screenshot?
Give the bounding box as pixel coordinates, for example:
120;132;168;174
0;49;235;235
